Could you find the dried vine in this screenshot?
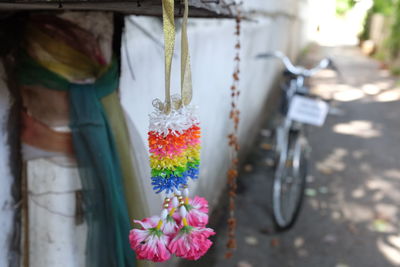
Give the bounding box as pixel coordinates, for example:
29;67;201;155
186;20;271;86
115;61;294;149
225;12;241;259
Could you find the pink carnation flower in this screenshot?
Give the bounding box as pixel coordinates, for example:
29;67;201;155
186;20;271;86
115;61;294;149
168;226;215;260
137;215;159;229
129;217;171;262
163;214;180;236
139;215;178;236
174;196;209;227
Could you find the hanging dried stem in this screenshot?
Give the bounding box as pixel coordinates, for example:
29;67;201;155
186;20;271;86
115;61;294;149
225;12;241;259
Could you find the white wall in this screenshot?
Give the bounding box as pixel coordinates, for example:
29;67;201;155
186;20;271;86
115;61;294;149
27;159;86;267
120;0;315;214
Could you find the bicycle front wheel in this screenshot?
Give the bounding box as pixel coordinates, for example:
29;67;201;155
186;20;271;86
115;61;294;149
272;131;308;230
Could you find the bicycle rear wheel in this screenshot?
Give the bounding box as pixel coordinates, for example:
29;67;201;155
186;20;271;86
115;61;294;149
272;130;308;230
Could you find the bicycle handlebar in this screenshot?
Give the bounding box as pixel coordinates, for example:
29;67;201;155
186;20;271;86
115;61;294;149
257;51;338;77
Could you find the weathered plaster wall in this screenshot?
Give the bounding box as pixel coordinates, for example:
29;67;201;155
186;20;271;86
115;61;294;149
0;61;14;267
120;0;315;215
27;159;87;267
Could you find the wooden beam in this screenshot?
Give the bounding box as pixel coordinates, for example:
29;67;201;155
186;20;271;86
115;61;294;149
0;0;236;18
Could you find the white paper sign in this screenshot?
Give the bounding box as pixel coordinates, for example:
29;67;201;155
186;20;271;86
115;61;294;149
287;95;329;126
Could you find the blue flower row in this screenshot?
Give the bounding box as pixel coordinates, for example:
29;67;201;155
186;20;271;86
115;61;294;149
151;165;199;193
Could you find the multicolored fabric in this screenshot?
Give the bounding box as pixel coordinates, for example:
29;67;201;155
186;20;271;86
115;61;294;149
21;111;74;155
17;15;136;267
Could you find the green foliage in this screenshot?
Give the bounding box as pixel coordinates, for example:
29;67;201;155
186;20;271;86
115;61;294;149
336;0;357;15
360;0;395;40
390;66;400;76
387;1;400;58
359;9;372;41
372;50;387;61
371;0;395;15
357;0;400;65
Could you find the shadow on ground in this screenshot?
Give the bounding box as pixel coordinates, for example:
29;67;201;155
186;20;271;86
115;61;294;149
180;46;400;267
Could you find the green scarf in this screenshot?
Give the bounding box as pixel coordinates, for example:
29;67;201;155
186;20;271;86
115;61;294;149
17;53;136;267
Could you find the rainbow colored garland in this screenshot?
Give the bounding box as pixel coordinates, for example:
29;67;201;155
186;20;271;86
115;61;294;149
129;100;215;262
149;104;201;193
129;0;215;262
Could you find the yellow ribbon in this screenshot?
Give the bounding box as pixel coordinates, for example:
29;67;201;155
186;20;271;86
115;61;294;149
162;0;175;114
161;0;192;114
181;0;193;106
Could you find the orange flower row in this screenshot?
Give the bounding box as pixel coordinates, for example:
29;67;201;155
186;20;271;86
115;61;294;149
148;125;201;157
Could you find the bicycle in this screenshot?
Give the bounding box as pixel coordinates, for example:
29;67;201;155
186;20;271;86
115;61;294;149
257;51;338;230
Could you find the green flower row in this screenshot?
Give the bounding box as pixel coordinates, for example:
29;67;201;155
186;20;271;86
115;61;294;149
151;160;200;178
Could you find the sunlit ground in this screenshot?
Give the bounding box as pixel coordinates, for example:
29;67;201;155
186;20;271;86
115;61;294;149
306;45;400;266
312;69;400;103
183;2;400;265
183;45;400;267
228;1;400;264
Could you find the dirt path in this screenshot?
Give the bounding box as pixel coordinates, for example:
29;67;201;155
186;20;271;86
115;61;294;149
181;46;400;267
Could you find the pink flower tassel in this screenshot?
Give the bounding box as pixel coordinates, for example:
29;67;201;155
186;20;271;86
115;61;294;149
130;193;215;262
168;218;215;260
129;217;171;262
174;195;209;227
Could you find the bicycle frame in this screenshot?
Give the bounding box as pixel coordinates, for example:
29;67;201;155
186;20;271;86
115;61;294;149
276;75;307;158
257;50;336;229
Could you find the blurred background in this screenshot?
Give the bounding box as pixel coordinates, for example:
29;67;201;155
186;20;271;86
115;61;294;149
187;0;400;266
0;0;399;266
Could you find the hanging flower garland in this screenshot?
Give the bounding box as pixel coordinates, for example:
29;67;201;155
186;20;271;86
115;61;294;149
129;0;215;262
225;11;242;259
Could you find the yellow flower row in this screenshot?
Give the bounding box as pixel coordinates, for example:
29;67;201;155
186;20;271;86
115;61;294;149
150;145;200;170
